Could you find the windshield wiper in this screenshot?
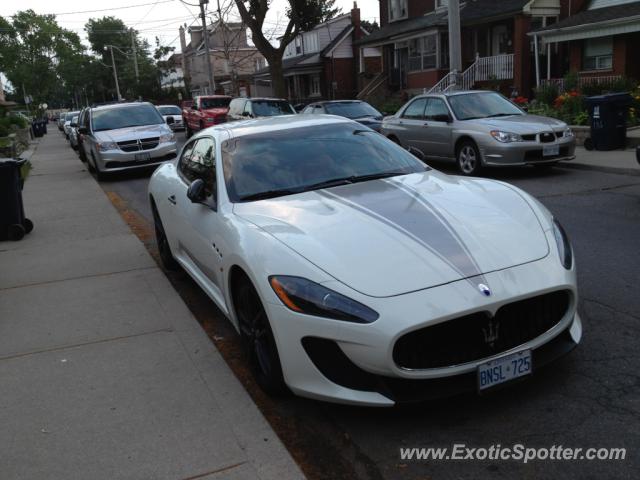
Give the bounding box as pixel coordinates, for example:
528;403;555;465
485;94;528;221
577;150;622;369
485;113;518;118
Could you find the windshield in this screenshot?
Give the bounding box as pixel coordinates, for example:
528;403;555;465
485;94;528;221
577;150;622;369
325;102;381;119
448;92;523;120
252;100;295;116
158;106;181;115
92;104;164;132
200;97;231;109
66;112;79;121
222;123;428;202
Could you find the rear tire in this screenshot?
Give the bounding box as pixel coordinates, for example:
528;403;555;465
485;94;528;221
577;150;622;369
7;224;25;241
456;140;483;176
234;278;287;396
151;200;180;271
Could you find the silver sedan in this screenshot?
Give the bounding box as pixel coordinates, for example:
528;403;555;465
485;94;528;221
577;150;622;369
382;90;576;175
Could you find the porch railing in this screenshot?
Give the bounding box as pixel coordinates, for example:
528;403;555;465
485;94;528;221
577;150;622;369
428;54;514;94
357;72;387;100
540;75;622;93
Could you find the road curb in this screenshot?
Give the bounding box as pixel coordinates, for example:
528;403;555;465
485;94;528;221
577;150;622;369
560;162;640;177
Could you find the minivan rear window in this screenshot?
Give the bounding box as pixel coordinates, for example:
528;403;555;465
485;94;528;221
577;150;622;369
92;104;164;132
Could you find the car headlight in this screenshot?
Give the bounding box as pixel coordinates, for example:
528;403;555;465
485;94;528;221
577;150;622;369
159;132;175;143
206;117;217;122
269;276;379;324
97;141;118;151
553;219;573;269
563;127;574;138
490;130;523;143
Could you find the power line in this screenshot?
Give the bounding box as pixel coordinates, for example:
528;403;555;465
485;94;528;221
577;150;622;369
8;0;175;17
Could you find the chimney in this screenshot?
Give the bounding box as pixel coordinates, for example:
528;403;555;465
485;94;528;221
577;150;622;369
179;25;187;53
351;2;362;40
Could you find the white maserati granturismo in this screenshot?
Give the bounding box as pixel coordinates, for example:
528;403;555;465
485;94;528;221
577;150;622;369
148;115;581;406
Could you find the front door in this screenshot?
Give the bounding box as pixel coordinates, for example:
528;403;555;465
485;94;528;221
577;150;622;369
396;97;428;152
423;98;454;158
174;136;226;307
397;48;409;89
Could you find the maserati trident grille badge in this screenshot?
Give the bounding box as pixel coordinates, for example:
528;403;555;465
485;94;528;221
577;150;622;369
478;283;491;296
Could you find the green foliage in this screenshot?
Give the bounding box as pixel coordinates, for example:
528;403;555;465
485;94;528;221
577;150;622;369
534;83;559;106
563;71;579;91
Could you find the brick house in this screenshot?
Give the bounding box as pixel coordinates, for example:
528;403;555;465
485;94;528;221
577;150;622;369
252;4;382;103
180;21;265;97
532;0;640;89
355;0;581;98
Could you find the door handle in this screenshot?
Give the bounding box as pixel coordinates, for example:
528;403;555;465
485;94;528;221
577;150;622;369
168;195;176;205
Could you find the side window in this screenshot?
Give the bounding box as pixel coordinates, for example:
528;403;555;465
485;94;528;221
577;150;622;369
302;106;314;114
243;101;252;116
402;98;427;119
178;140;198;180
424;98;450;121
180;138;217;198
229;99;243;116
313;105;325;114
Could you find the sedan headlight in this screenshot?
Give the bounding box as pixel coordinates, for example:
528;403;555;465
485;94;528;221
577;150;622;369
553;219;573;269
159;132;175;143
563;127;574;138
97;141;118;151
269;276;379;324
490;130;523;143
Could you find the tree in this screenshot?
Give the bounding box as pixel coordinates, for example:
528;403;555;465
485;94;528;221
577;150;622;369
0;10;85;108
233;0;340;98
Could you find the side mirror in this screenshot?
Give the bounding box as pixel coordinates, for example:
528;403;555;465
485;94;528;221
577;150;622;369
166;117;175;124
78;127;88;135
187;179;206;203
407;146;426;161
432;114;452;123
242;111;251;117
70;123;78;128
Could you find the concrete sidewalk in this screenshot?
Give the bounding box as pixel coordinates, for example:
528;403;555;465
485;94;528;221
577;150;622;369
566;146;640;176
0;132;305;480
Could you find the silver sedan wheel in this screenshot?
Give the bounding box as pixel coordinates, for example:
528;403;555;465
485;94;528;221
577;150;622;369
458;145;478;174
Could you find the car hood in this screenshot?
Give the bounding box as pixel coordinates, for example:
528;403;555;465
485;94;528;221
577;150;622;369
94;124;169;142
470;114;566;133
200;107;229;116
234;172;549;297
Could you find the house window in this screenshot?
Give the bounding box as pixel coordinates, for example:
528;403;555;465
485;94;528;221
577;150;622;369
408;34;438;72
295;36;303;55
305;32;319;53
310;75;321;97
583;37;613;71
389;0;407;22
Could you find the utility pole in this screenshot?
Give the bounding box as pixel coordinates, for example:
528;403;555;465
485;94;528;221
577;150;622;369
131;28;140;83
107;46;123;101
447;0;462;87
199;0;216;94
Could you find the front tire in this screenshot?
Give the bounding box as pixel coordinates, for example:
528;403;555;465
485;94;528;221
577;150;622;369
234;279;287;396
457;140;483;176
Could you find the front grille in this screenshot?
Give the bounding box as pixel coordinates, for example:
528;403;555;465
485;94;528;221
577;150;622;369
521;134;537;141
117;137;160;152
393;290;571;370
539;132;556;143
104;152;176;169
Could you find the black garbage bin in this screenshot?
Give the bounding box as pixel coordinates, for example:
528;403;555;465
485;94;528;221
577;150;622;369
41;119;47;135
585;93;632;151
31;121;42;138
0;158;33;241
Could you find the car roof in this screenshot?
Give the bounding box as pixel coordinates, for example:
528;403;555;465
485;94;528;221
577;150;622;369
157;104;181;108
311;100;366;105
91;102;154;112
200;115;354;140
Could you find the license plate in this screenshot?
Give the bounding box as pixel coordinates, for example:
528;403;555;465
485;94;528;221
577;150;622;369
135;152;151;161
477;350;532;391
543;144;560;157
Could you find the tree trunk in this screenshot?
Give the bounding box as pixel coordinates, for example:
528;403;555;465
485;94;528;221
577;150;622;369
267;55;287;99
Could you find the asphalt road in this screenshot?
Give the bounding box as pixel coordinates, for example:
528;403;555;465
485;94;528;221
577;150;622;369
91;131;639;479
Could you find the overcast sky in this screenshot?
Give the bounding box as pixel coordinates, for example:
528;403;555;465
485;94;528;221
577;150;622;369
0;0;380;53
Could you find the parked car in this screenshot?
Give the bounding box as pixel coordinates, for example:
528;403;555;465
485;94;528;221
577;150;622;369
382;90;576;175
148;115;580;405
79;102;177;180
57;112;69;131
226;97;296;122
75;108;90;162
302;100;384;132
68;115;80;150
157;105;185;131
63;111;80;139
183;95;232;138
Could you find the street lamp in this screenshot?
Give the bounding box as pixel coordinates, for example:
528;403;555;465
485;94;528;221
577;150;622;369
104;45;123;101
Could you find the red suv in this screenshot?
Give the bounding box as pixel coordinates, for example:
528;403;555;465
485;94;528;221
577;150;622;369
184;95;232;138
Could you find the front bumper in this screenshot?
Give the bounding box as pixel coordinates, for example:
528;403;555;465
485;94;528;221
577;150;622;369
264;239;580;406
95;142;177;172
479;136;576;166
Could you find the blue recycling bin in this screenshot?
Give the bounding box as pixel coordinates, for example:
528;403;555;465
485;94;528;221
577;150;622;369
0;158;33;241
